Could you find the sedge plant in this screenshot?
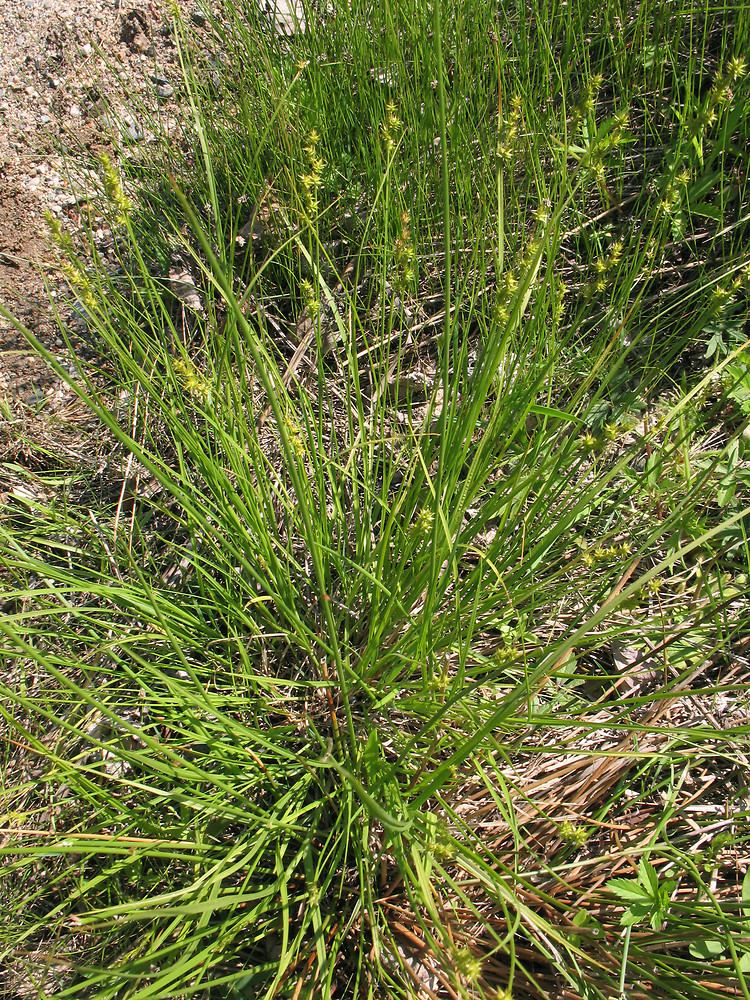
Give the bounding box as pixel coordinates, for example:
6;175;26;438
1;0;750;997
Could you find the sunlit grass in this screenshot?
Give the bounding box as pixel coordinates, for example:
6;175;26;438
1;0;749;996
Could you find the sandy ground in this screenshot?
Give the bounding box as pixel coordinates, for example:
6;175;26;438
0;0;199;425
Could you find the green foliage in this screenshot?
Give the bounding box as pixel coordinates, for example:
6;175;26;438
1;0;749;997
608;859;677;931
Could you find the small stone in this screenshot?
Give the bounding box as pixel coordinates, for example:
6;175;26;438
151;76;174;98
120;10;151;52
121;114;143;142
260;0;306;35
70;300;92;330
81;43;93;57
133;32;150;53
168;267;204;313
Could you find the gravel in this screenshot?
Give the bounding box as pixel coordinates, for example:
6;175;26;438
0;0;301;416
0;0;199;409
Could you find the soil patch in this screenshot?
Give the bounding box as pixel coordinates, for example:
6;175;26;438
0;0;197;422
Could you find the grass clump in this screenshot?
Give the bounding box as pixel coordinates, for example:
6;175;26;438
1;0;750;997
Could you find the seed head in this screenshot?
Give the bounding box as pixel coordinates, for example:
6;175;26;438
560;820;589;847
727;55;747;81
99;152;132;224
454;947;483;985
415;508;434;535
174;358;211;402
581;431;597;450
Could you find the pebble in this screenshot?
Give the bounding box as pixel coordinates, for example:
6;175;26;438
261;0;306;34
151;75;174;98
121;114;143;142
132;33;151;54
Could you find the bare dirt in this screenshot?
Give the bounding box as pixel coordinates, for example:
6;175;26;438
0;0;200;473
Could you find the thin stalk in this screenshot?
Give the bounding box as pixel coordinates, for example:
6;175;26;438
170;187;359;762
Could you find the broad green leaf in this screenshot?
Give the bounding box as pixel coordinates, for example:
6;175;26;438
690;202;723;222
689;938;726;960
621;903;654;927
607;878;651;903
638;859;660;897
